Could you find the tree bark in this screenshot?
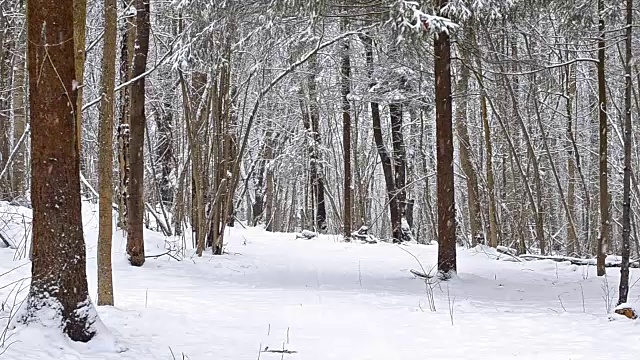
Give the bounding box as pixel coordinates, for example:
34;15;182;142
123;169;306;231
0;9;10;200
618;0;632;305
597;0;609;276
11;23;27;200
341;19;352;242
566;62;578;255
435;0;456;276
126;0;150;266
23;0;98;341
73;0;87;168
390;103;410;242
117;7;135;230
97;0;117;306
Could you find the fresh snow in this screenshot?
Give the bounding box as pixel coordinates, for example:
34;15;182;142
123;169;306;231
1;201;639;359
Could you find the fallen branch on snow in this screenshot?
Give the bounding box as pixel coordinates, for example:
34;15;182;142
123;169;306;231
519;254;640;268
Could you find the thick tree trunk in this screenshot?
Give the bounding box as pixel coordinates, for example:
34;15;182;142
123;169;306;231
117;8;135;230
126;0;150;266
341;19;352;242
618;0;632;305
597;0;609;276
23;0;98;341
97;0;117;306
435;0;456;276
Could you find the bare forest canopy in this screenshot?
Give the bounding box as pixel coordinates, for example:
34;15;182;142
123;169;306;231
1;0;639;294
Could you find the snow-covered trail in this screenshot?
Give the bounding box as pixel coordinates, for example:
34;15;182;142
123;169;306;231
1;202;639;359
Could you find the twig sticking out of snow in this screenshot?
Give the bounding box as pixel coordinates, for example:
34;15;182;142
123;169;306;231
169;347;188;360
397;245;438;311
0;231;14;249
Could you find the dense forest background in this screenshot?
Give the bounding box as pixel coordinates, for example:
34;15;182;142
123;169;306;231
1;0;638;279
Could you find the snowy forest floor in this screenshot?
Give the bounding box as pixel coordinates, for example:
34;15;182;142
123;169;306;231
1;201;640;359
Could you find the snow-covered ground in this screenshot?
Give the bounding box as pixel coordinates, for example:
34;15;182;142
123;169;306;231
1;201;639;359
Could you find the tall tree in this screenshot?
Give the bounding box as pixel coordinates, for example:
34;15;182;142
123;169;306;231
156;103;174;207
117;5;136;230
455;31;481;245
361;32;400;242
435;0;456;276
97;0;117;306
305;56;328;233
341;19;352;242
618;0;632;305
127;0;150;266
566;62;578;255
0;4;10;200
390;104;409;242
388;43;410;242
22;0;99;341
11;14;27;200
73;0;87;165
597;0;608;276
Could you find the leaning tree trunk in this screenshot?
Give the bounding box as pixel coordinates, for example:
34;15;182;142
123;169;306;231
22;0;99;341
361;33;399;242
486;33;546;254
126;0;150;266
618;0;632;305
597;0;609;276
97;0;117;306
435;0;456;276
